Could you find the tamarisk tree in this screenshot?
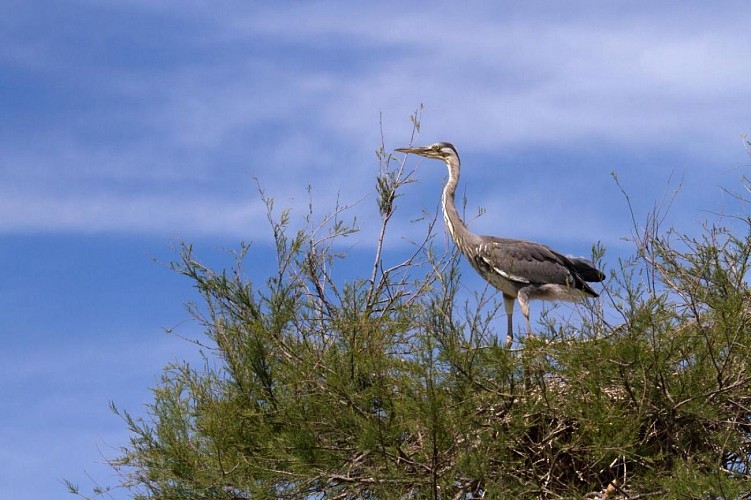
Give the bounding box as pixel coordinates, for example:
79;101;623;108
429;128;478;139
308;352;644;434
70;131;751;498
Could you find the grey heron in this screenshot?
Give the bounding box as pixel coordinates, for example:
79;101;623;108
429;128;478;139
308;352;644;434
395;142;605;347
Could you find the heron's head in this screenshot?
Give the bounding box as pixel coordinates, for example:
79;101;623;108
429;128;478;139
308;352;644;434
395;142;460;163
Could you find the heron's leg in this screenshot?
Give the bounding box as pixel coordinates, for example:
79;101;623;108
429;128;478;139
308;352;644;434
502;294;515;348
517;288;533;337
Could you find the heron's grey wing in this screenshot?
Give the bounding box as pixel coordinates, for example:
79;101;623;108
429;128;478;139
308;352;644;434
478;238;581;288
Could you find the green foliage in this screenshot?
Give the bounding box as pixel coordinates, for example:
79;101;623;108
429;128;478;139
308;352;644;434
74;129;751;498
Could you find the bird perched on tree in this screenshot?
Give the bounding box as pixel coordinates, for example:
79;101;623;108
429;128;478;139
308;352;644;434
395;142;605;347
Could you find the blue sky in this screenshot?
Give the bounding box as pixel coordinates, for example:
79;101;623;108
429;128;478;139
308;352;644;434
2;1;751;497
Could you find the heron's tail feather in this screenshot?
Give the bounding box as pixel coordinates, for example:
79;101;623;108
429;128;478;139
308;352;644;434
569;257;606;282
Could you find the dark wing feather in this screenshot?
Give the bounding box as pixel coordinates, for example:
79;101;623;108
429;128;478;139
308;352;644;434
567;256;606;282
478;237;600;296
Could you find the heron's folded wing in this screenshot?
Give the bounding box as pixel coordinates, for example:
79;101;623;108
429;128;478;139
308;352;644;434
480;238;579;287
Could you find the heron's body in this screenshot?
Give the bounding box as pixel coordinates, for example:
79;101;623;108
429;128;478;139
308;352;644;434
396;142;605;347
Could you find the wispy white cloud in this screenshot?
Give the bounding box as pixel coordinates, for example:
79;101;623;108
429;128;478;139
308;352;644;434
0;189;267;238
1;1;749;242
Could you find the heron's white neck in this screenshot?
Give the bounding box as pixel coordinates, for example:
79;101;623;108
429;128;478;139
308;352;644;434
441;159;474;253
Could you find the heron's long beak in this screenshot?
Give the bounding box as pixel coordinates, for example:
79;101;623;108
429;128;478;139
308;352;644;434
394;146;430;155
